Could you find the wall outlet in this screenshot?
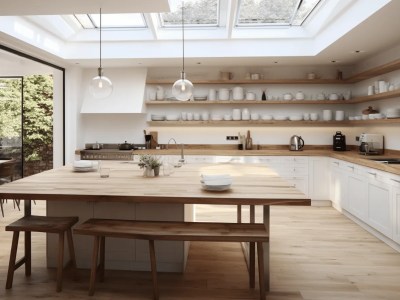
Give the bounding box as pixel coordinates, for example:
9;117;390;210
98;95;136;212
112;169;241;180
226;136;238;140
355;136;360;141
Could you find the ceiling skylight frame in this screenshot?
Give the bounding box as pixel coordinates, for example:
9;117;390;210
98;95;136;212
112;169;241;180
235;0;324;28
73;13;148;30
159;0;220;28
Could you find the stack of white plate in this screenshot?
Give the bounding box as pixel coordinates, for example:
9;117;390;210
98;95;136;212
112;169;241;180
151;114;166;121
73;160;98;172
201;174;232;191
166;114;180;121
386;108;400;118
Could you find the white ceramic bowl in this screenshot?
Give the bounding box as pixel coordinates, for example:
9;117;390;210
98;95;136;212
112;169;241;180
261;115;273;120
274;115;288;121
151;114;166;121
166;115;180;121
289;115;303;121
211;114;223;121
223;114;232;121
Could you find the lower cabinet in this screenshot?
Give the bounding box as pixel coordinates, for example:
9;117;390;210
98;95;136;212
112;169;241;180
309;157;330;201
330;159;349;211
347;170;368;223
367;172;392;238
390;177;400;244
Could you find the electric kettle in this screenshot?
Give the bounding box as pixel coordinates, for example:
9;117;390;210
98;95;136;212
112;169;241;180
289;135;305;151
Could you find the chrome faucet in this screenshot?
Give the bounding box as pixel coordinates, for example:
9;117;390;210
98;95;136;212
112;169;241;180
167;138;185;164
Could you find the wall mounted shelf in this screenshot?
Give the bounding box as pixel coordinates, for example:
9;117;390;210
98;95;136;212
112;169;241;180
146;100;351;105
146;79;347;85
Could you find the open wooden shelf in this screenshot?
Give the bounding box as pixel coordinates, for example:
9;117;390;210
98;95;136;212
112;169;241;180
146;79;347;85
346;89;400;104
145;99;351;105
147;118;400;127
345;58;400;83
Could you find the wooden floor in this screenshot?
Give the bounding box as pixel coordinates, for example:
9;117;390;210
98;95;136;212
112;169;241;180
1;201;400;299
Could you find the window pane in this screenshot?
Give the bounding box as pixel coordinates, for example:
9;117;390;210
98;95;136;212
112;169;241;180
74;14;95;29
90;13;146;28
160;0;219;26
237;0;322;26
292;0;322;25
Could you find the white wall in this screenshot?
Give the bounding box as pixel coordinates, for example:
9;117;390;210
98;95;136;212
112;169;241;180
68;46;400;152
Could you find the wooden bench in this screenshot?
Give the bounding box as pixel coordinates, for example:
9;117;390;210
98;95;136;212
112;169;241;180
5;215;79;292
74;218;269;300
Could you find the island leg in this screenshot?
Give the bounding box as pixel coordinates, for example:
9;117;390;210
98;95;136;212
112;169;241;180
263;205;270;292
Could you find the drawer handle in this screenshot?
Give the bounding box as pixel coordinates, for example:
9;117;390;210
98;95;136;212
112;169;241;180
367;172;377;176
391;179;400;183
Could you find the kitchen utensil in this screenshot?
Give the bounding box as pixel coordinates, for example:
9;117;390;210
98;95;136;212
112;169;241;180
233;86;244;100
218;88;230;100
92;142;101;150
208;89;217;101
220;72;233;80
245;130;253;150
144;135;152;149
295;91;305;100
289;135;304;151
359;133;384;155
310;113;318;121
323;110;333;121
283;93;293;100
119;141;132;150
246;92;255;100
333;131;346;151
335;110;345;121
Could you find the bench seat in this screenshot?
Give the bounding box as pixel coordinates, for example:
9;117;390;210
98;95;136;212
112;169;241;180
74;218;268;300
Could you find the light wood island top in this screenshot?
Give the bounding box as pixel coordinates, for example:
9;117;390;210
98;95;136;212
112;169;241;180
0;162;310;206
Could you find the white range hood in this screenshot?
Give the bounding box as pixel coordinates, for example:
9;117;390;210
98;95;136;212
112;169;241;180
80;67;147;114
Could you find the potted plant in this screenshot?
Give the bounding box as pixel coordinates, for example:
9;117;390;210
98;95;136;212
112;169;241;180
138;155;162;177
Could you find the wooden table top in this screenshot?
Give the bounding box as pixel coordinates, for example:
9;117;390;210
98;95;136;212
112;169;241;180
0;162;310;206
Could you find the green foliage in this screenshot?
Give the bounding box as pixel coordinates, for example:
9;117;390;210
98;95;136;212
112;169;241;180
23;75;54;161
0;79;22;139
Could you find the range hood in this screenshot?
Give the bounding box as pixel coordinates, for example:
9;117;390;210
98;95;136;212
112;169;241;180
80;67;147;114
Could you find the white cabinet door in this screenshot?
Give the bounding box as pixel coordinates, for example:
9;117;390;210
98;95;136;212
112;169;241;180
330;160;349;211
309;157;329;200
390;176;400;244
347;171;368;222
367;172;392;238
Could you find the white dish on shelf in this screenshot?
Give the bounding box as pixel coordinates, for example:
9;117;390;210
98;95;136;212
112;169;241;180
166;115;180;121
211;114;223;121
274;115;288;121
151;114;166;121
261;115;273;120
289;115;303;121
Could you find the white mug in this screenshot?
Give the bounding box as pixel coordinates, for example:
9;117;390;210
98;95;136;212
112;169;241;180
187;112;193;121
303;113;310;121
208;89;217;101
335;110;345;121
323;110;333;121
310;113;318;121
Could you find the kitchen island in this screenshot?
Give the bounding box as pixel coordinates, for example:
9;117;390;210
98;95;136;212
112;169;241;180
0;161;310;291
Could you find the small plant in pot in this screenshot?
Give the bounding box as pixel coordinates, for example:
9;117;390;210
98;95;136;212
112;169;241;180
138;155;163;177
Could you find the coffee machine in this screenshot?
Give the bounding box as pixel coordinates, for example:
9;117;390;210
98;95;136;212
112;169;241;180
359;133;384;155
333;131;346;151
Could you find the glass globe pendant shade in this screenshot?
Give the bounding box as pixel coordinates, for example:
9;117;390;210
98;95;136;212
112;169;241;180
172;72;193;101
89;67;113;99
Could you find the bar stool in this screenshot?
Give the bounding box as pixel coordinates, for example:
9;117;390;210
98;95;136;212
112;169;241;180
5;215;79;292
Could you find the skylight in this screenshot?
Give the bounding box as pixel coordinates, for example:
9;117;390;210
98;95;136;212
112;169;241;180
74;13;147;29
236;0;323;26
160;0;219;27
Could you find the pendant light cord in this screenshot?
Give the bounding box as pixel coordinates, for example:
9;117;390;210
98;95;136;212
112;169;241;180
181;0;185;74
99;8;102;70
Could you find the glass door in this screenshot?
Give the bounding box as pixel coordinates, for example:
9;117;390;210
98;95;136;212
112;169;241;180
0;77;23;180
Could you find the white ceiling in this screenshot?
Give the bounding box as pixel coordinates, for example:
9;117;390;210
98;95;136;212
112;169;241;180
1;0;400;68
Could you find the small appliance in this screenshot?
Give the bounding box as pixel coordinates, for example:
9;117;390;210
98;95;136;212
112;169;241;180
289;135;304;151
333;131;346;151
359;133;384;155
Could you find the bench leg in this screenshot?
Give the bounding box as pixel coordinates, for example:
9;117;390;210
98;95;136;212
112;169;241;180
149;240;159;300
249;205;256;288
89;236;101;296
66;228;78;280
25;231;31;276
257;242;266;300
6;231;20;289
0;199;4;217
56;232;65;292
99;236;105;282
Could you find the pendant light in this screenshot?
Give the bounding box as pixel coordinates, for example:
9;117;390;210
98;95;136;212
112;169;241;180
89;8;113;98
172;0;193;101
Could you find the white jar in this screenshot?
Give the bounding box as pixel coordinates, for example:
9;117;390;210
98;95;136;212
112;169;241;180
310;113;318;121
218;88;230;100
241;108;250;120
208;89;217;101
187;112;193;121
232;109;241;120
323;110;333;121
335;110;345;121
201;112;209;121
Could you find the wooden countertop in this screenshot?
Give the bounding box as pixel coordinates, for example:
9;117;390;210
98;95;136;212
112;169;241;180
0;162;310;206
76;148;400;176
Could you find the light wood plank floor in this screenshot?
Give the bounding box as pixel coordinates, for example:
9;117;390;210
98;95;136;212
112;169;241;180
1;201;400;299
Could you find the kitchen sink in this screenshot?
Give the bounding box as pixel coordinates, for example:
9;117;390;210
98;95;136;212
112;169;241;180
368;158;400;164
